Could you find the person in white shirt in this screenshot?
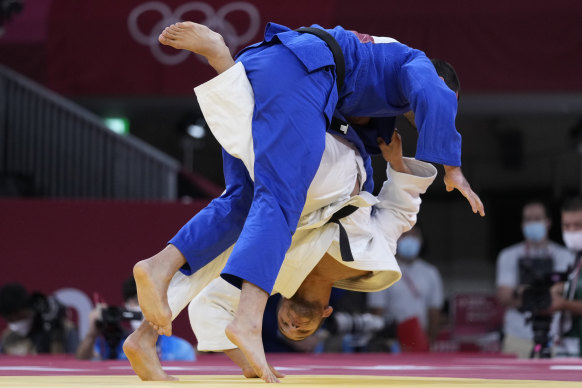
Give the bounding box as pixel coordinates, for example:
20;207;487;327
496;200;575;358
367;225;444;349
552;197;582;357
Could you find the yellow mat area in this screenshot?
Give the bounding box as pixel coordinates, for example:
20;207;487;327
0;375;580;387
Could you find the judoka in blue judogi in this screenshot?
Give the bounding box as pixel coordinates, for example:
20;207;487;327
132;21;484;383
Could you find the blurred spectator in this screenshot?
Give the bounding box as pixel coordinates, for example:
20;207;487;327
496;200;575;358
76;276;195;361
320;290;379;353
367;225;444;351
553;197;582;357
0;283;78;355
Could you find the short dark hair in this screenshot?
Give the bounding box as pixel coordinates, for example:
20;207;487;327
0;283;30;318
122;276;137;303
562;197;582;213
431;59;460;97
523;200;550;219
287;294;322;321
408;222;424;238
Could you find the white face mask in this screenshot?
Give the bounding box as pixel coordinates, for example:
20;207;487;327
125;303;143;331
522;221;547;242
8;317;34;337
130;319;142;331
563;230;582;252
397;236;421;260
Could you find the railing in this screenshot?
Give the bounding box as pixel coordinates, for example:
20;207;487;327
0;64;179;200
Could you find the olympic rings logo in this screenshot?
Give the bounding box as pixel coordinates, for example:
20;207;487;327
128;1;260;65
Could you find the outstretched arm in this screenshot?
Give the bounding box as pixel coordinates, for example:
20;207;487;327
398;55;485;217
377;130;410;174
373;131;437;251
443;165;485;216
76;304;104;360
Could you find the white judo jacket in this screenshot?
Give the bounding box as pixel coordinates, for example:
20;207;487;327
167;157;436;351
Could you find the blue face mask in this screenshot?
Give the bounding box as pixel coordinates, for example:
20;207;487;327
522;221;547;242
397;236;421;259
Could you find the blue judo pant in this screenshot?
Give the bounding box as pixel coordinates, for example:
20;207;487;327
170;43;337;293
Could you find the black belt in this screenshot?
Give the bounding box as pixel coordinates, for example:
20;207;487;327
325;205;358;262
295;27;345;93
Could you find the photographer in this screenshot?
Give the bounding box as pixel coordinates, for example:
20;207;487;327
367;225;444;352
496;201;575;358
0;283;78;355
551;197;582;357
76;276;195;361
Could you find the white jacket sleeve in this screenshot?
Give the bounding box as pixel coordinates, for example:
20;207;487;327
330;157;437;293
373;157;437;254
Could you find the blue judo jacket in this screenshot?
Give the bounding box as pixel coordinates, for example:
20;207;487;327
171;22;461;294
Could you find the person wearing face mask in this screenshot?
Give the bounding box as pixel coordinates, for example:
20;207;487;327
550;197;582;357
0;283;78;356
76;276;195;361
496;200;575;358
367;225;444;351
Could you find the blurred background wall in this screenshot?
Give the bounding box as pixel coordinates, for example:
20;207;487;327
1;0;581;339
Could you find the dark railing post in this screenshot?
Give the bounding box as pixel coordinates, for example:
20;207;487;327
0;75;6;174
0;64;179;200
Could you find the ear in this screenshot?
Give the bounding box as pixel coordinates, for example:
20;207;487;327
322;305;333;318
439;76;458;98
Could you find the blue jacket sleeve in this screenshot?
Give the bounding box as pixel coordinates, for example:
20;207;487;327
399;55;462;166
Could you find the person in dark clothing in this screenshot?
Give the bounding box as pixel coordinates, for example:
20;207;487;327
0;283;78;355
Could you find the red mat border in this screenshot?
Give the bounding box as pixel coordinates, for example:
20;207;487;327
0;353;581;382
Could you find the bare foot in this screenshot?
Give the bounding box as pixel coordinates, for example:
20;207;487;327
226;319;279;383
133;245;186;336
123;322;177;381
133;260;173;335
158;21;234;73
242;364;285;379
225;348;285;379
